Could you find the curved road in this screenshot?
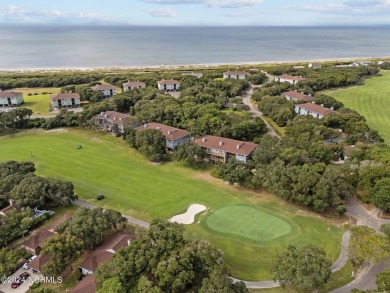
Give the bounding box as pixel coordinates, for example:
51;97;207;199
242;85;280;138
330;198;390;293
74;198;354;289
242;72;280;138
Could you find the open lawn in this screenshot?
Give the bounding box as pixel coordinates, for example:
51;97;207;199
14;87;60;116
326;70;390;144
0;128;343;280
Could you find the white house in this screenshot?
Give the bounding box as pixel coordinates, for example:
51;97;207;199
136;122;190;150
157;80;180;91
95;111;134;134
223;71;251;79
282;91;314;102
275;74;306;85
294;102;340;119
0;91;24;107
51;93;81;108
122;81;146;92
308;63;322;69
91;84;117;98
194;135;258;164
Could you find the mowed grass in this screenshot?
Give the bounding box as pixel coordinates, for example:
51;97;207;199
0;128;343;280
327;70;390;144
14;87;60;115
204;205;293;243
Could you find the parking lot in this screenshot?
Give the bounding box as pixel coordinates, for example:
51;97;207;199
0;267;35;293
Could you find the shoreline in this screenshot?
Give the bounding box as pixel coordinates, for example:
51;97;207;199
1;56;389;73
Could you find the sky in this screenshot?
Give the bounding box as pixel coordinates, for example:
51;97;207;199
0;0;390;26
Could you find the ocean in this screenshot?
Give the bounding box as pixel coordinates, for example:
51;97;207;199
1;25;390;70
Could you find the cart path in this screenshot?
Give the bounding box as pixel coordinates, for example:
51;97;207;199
74;198;354;289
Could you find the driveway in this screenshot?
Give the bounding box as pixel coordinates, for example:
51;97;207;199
0;267;34;293
241;71;280;138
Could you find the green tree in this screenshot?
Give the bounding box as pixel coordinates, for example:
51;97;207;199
41;234;84;276
10;176;48;208
272;245;332;291
216;159;255;188
175;142;206;168
376;268;390;292
94;220;247;292
65;208;126;250
0;160;35;177
1;108;33;130
135;129;167;162
349;226;389;266
0;247;24;278
46;178;77;207
372;178;390;211
200;270;248;293
97;277;125;293
247;73;267;85
380;224;390;240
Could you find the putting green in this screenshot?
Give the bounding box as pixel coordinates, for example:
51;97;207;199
204;205;293;242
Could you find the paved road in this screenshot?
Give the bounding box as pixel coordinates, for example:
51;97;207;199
330;198;390;293
74;199;149;228
331;230;351;272
242;73;281;138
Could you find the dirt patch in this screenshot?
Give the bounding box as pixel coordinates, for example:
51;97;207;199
47;128;68;133
90;137;102;143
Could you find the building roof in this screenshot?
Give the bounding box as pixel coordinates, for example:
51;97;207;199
96;111;132;126
100;231;134;252
0;91;23;98
28;254;50;272
91;84;116;91
157;79;180;85
51;93;80;101
223;71;251;76
282;91;314;101
276;74;306;81
79;231;133;273
0;204;18;215
79;250;113;273
22;230;55;250
295;103;340;116
123;81;146;87
136;122;190;141
194;135;258;156
70;275;96;293
46;214;72;233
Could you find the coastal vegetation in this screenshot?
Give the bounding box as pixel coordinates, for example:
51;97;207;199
0;128;342;280
1;63;390;289
95;219;248;292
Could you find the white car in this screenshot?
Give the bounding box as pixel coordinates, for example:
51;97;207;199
23;255;37;269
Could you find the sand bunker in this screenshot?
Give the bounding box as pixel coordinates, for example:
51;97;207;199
170;204;207;225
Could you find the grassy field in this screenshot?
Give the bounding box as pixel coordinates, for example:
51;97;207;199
0;128;343;280
14;87;61;115
326;70;390;144
204;205;293;243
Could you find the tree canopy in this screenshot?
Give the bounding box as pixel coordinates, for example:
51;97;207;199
95;219;247;293
272;245;332;291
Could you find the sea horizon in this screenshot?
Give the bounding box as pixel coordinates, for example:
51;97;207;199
1;25;390;71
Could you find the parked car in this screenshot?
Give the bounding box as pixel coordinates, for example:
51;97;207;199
19;272;30;281
23;255;37;269
11;280;22;288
